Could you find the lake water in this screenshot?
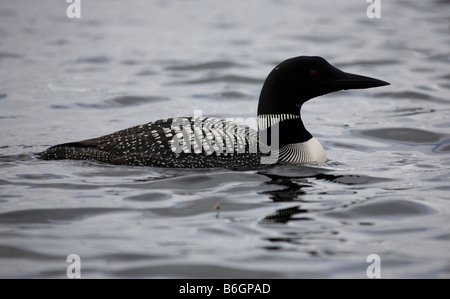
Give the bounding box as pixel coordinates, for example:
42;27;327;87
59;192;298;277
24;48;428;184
0;0;449;278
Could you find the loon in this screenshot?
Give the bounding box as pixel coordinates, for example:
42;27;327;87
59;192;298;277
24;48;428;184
40;56;389;168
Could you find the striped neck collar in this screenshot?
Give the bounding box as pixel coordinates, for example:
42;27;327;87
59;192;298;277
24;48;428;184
257;113;300;131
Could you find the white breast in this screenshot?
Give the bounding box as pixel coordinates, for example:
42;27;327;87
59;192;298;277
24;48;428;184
278;137;327;164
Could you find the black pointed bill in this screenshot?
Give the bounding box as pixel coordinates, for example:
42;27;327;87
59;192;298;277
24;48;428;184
327;72;390;90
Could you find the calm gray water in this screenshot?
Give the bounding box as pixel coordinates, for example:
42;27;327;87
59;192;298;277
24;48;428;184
0;0;449;278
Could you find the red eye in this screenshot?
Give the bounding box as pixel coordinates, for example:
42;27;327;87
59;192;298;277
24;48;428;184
310;70;318;77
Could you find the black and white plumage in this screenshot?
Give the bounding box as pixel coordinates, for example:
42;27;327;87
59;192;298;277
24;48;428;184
40;56;389;168
42;117;262;168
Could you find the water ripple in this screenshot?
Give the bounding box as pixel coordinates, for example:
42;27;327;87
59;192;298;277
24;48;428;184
324;199;434;220
357;128;447;144
173;75;264;85
0;207;129;224
77;95;169;109
374;91;448;104
165;61;238;71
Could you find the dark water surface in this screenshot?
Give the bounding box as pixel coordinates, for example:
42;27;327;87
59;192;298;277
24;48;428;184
0;0;449;278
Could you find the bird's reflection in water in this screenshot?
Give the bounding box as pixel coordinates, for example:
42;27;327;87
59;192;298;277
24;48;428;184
262;206;311;223
259;173;313;223
257;170;351;252
258;168;391;224
261;174;310;202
